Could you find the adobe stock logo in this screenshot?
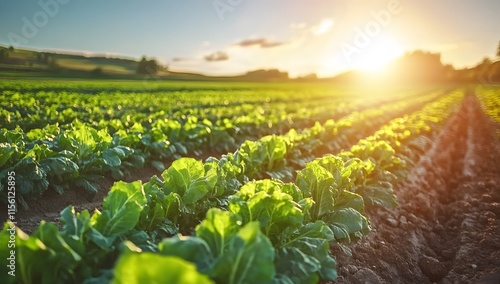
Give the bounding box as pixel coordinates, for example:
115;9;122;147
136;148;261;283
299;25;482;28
7;0;71;47
340;0;404;62
213;0;243;20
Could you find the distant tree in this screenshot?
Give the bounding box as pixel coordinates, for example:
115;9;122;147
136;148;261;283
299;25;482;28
137;56;160;75
8;46;14;52
442;64;456;82
244;69;289;81
48;57;60;71
297;73;317;81
471;56;500;84
478;57;492;68
497;40;500;58
388;50;447;83
91;67;103;76
138;56;147;71
0;49;9;62
37;52;50;64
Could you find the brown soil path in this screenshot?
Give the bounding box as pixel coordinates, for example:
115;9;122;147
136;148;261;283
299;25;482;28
332;93;500;284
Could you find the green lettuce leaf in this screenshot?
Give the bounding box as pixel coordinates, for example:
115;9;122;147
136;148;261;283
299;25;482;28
296;163;335;220
209;222;275;284
93;181;146;237
113;249;213;284
163;158;211;204
159;234;214;272
195;208;241;258
229;180;304;242
275;221;336;283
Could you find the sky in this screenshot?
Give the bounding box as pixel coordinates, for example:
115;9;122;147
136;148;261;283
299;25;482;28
0;0;499;77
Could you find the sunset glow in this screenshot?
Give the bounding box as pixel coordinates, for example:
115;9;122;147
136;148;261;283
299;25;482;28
351;36;405;72
0;0;499;77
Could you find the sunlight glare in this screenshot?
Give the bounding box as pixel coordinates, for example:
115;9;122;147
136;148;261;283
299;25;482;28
351;36;405;72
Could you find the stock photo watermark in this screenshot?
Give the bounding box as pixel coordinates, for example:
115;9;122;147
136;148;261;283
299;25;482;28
340;0;405;62
213;0;243;20
7;0;71;47
6;171;17;278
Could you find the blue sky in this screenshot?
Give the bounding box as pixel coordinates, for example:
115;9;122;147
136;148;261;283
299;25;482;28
1;0;499;77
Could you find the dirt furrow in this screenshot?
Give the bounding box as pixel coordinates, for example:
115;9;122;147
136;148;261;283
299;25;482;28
333;93;500;284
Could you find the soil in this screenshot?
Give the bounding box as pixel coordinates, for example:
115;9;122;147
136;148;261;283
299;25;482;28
5;157;164;234
331;94;500;284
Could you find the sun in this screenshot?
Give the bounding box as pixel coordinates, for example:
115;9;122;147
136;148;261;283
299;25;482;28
351;36;405;72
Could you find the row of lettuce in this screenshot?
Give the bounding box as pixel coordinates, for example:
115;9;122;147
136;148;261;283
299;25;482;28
1;88;356;133
0;89;441;209
476;86;500;137
0;90;463;283
0;89;362;208
237;90;444;182
2;79;408;133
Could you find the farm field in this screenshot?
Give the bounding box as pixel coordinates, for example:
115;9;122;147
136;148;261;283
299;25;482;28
0;79;499;283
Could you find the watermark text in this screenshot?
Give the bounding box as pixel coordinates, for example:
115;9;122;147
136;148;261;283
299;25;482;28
6;171;16;277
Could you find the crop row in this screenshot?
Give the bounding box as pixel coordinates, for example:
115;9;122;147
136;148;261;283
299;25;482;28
2;80;396;132
0;89;358;133
229;90;445;182
0;90;441;209
0;100;358;209
476;86;500;136
0;90;464;283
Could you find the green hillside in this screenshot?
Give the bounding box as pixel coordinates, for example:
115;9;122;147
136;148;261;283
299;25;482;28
0;45;139;75
0;45;294;82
